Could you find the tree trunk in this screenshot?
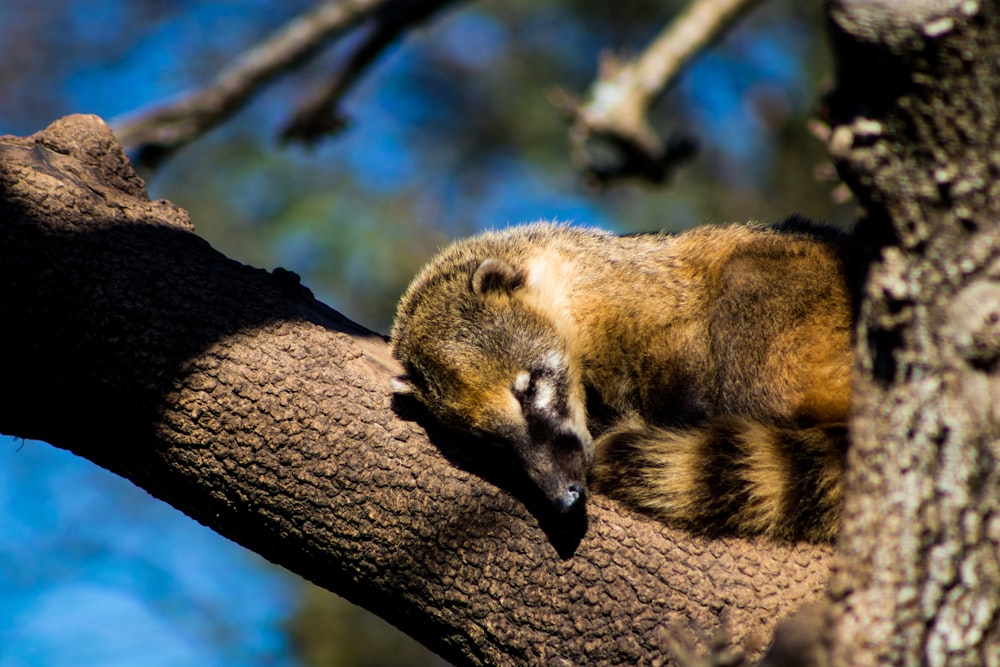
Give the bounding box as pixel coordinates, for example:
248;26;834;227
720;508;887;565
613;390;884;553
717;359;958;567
799;2;1000;665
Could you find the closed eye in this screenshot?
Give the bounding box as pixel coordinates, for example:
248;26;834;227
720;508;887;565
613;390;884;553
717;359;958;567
512;367;562;414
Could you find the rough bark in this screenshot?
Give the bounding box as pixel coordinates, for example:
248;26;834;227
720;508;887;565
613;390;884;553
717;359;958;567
808;2;1000;665
0;115;831;666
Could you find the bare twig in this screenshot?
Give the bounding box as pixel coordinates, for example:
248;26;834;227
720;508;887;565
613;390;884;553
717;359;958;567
281;0;465;145
554;0;764;187
112;0;397;170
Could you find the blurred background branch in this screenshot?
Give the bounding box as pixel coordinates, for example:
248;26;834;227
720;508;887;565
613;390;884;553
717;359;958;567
280;0;465;145
112;0;771;187
552;0;764;187
114;0;463;170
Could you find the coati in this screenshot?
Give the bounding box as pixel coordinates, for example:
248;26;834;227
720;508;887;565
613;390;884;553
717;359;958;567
390;219;852;542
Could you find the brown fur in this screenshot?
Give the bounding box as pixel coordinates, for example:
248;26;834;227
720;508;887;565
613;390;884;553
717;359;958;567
391;219;852;541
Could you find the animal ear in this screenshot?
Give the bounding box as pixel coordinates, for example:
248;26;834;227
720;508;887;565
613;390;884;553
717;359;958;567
472;258;524;295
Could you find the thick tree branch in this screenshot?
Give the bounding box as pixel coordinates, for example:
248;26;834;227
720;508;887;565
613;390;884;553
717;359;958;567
1;115;831;667
552;0;762;187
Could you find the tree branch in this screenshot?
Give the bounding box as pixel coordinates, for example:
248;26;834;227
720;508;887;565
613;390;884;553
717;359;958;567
111;0;401;170
0;115;832;667
280;0;465;145
552;0;762;187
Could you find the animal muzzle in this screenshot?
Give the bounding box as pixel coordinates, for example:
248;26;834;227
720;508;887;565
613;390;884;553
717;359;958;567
516;428;592;515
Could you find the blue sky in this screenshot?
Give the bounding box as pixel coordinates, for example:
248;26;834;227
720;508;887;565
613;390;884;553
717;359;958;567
0;438;295;667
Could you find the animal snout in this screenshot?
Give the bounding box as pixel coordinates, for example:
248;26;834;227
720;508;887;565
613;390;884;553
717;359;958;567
553;482;587;513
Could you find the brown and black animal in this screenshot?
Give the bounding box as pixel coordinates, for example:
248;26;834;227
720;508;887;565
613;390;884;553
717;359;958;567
391;220;852;542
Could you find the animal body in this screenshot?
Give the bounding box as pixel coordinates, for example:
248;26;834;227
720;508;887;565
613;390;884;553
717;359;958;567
391;219;853;542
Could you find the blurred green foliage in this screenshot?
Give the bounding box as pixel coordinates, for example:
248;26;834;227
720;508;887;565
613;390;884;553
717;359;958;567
287;583;450;667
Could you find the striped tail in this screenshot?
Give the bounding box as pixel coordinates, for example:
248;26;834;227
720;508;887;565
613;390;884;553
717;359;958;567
589;416;847;542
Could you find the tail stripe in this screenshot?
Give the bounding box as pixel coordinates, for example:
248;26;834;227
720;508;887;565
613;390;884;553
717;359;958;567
590;417;846;542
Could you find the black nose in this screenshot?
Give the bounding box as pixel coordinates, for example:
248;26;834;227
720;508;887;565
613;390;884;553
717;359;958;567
553;483;586;513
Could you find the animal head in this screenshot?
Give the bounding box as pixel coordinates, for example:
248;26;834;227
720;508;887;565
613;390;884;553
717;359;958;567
392;251;593;514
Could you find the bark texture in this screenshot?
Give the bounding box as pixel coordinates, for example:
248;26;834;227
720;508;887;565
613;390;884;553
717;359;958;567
0;115;832;666
819;2;1000;665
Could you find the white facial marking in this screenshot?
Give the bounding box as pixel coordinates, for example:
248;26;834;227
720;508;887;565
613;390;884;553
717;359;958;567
533;378;555;411
513;370;531;394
